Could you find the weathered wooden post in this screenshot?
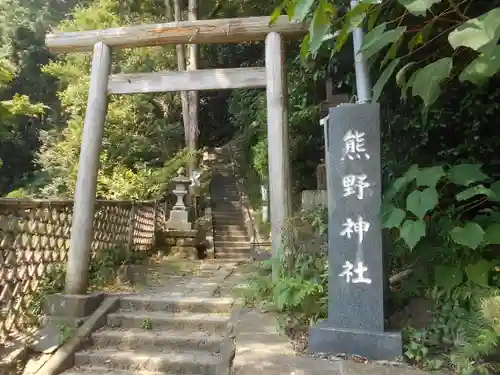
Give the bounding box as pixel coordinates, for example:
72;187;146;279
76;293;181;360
127;202;136;251
265;32;292;271
308;103;402;360
64;42;111;294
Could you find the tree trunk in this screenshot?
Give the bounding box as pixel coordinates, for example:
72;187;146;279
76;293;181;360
187;0;199;174
166;0;190;145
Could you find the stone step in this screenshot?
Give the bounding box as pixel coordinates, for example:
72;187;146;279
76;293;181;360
107;310;229;332
213;220;244;225
214;226;247;232
74;348;219;374
215;255;250;261
213;234;249;241
215;232;248;238
214;257;249;263
214;241;249;248
212;203;241;207
92;328;223;352
212;197;240;203
119;295;234;313
63;367;170;375
215;224;246;231
215;252;250;259
213;213;244;219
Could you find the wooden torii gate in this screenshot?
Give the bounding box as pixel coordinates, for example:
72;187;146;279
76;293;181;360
45;16;307;294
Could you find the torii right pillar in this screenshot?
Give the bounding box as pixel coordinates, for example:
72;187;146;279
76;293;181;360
308;103;402;360
265;32;292;277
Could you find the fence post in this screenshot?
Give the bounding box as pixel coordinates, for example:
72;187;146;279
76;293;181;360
163;200;168;227
152;201;158;247
127;202;136;252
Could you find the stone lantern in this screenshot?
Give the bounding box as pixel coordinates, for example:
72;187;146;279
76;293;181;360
165;167;192;230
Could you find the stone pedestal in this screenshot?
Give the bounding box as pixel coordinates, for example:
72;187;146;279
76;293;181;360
309;103;402;361
165;229;199;259
31;293;105;353
301;190;328;210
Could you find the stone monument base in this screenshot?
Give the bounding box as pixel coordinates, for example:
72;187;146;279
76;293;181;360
31;293;106;354
308;321;402;361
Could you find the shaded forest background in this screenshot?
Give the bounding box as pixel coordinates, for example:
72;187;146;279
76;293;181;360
0;0;325;201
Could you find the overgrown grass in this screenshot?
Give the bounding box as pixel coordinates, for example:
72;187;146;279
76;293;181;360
239;207;328;330
28;246;149;324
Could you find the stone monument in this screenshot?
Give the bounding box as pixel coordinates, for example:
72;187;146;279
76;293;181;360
308;103;402;360
165;167;192;231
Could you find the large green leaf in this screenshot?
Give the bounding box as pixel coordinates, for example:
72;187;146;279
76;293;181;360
459;45;500;85
398;0;443;16
451;223;485;249
448;7;500;52
396;62;416;88
402;69;419;101
456;185;492;201
309;2;334;56
415;166;445;188
408;21;434;51
300;34;311;63
373;58;400;102
381;205;406;229
489;181;500;201
484;223;500;245
335;2;371;51
291;0;316;22
411;58;453;107
381;33;404;67
400;219;426;250
466;259;492;286
270;5;284;24
359;24;406;60
447;164;488;186
434;265;463;291
406;187;438;220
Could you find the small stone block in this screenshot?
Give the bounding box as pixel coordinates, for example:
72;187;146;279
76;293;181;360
301;190;328;211
165;221;192;230
165;237;177;245
176;237;197;246
308;321;402;361
43;293;104;318
31;316;85;354
169;210;189;222
165;229;197;238
170;246;198;260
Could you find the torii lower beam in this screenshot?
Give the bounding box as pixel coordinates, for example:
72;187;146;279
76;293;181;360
108;67;266;94
45;16;307;53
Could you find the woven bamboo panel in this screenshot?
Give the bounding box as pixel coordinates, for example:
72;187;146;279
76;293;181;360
0;198;167;341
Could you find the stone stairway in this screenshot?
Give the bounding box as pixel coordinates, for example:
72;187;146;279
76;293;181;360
210;148;251;263
57;148;250;375
63;290;234;375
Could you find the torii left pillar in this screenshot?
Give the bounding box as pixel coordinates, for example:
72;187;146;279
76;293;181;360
65;42;111;294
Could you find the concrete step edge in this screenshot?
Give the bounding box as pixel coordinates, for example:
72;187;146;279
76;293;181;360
118;295;234;313
92;328;223;351
75;349;219;373
107;311;230;331
63;366;176;375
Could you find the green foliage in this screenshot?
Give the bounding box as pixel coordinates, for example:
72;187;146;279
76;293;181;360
277;0;500;109
29;247;147;323
241;207;328;329
140;317;153;330
384;163;500;372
